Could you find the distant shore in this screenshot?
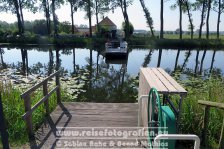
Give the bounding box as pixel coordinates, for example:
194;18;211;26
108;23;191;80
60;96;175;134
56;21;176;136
1;35;224;49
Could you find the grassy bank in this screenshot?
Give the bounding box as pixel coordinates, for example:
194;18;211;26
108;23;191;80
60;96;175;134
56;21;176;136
1;35;224;49
172;73;224;148
0;79;70;146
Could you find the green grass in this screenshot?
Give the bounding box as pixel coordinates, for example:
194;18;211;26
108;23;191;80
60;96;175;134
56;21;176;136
172;72;224;148
0;79;71;146
163;34;224;40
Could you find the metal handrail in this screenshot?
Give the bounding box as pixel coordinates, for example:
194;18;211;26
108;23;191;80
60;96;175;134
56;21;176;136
154;134;200;149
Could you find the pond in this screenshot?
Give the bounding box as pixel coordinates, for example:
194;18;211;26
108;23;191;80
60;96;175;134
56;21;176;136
0;47;224;102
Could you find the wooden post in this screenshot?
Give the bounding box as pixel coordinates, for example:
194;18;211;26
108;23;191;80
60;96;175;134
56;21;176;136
43;82;49;115
202;106;210;147
0;93;10;149
56;73;61;103
23;94;33;138
219;117;224;149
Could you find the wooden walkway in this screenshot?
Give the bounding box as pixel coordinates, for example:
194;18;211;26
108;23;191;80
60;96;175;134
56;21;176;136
29;102;141;149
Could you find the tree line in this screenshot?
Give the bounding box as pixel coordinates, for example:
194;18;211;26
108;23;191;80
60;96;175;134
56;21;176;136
0;0;224;39
0;0;133;39
137;0;224;39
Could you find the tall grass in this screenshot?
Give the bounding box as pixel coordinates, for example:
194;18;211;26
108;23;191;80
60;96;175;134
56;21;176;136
172;73;224;148
0;79;69;145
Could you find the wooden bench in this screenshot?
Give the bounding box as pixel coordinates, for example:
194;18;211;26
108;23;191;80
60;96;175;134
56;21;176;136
138;67;187;129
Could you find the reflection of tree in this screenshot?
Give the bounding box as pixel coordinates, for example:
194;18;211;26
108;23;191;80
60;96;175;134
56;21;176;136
72;49;76;74
157;49;162;67
142;49;153;67
199;50;207;75
74;54;137;103
56;49;62;72
194;50;200;76
89;48;93;99
0;48;6;69
210;51;216;73
174;49;180;71
21;49;28;75
96;51;99;77
181;50;191;72
48;49;54;75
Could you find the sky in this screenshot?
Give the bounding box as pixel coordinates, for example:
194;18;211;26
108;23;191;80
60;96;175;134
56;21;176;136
0;0;223;31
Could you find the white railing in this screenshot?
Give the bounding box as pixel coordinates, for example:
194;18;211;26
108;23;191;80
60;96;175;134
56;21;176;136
154;134;200;149
138;95;149;127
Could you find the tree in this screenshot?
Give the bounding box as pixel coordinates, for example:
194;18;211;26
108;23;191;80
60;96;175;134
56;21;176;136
93;0;110;33
213;0;224;38
170;0;184;39
111;0;133;39
122;21;134;35
59;21;71;34
183;0;194;39
139;0;155;37
40;0;51;34
0;0;23;35
178;0;183;39
88;0;92;37
67;0;81;34
160;0;164;39
51;0;64;35
206;0;212;39
193;0;207;39
0;0;37;35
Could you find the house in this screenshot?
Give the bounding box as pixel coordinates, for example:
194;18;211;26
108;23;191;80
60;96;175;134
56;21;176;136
73;17;117;37
93;16;117;32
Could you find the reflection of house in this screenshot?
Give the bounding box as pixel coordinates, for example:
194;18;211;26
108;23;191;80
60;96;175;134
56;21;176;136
73;17;117;37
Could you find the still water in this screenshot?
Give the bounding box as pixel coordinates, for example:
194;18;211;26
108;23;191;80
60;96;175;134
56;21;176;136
0;47;223;102
1;47;223;76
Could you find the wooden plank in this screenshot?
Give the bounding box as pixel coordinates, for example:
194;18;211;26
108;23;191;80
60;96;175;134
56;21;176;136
151;68;177;92
22;86;59;120
23;94;33;137
157;68;187;94
56;75;61;103
33;102;140;148
146;68;168;92
43;82;49;115
140;68;160;90
202;106;210;147
21;71;60;98
219;117;224;149
141;68;168;92
198;100;224;109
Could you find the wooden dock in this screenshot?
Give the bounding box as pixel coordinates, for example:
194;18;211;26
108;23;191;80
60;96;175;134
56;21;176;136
18;68;190;148
30;102;141;148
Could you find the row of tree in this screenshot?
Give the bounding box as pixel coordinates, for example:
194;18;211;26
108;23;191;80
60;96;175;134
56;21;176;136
163;0;224;39
1;0;223;39
0;0;133;39
138;0;224;39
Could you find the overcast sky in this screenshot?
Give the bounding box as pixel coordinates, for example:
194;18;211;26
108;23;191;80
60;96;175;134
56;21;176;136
0;0;223;31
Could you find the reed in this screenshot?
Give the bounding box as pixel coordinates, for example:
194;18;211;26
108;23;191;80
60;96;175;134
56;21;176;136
173;73;224;148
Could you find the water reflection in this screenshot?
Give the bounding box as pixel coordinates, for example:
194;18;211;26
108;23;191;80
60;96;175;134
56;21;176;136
157;49;162;67
21;49;28;75
0;48;6;69
0;47;224;102
210;51;216;73
142;49;153;67
181;50;191;72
